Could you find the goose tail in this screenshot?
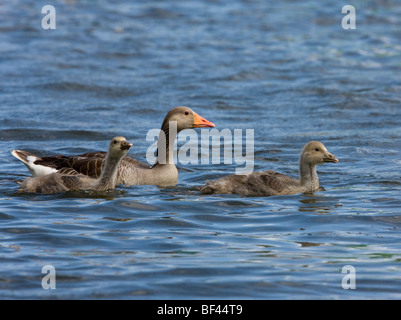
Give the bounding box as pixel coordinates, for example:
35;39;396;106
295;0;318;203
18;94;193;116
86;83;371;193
11;150;57;177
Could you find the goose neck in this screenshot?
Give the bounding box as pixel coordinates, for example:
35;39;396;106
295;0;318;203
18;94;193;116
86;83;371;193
299;161;319;191
156;121;178;165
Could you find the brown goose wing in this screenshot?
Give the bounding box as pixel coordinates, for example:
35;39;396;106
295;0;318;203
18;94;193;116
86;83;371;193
77;152;150;169
56;167;82;176
65;157;105;178
34;154;105;178
36;150;150;179
78;151;107;158
60;174;92;191
260;170;290;193
254;170;297;194
231;170;294;196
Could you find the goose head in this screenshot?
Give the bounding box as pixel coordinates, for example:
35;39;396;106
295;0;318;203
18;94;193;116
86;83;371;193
108;136;133;159
300;141;338;165
161;106;215;132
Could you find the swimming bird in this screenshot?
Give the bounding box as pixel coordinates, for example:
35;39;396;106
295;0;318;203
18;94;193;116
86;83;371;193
12;106;215;187
18;137;132;194
200;141;338;196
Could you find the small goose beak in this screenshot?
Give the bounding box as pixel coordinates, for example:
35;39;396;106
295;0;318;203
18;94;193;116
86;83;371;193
121;141;133;151
323;152;338;163
193;112;215;128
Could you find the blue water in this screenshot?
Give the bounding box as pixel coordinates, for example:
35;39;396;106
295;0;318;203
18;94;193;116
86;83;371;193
1;0;401;299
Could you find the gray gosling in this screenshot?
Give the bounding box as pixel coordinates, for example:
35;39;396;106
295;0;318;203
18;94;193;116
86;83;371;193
200;141;338;197
18;137;132;194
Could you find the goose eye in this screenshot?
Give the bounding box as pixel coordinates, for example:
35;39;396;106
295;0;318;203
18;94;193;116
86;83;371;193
315;148;320;152
184;111;189;116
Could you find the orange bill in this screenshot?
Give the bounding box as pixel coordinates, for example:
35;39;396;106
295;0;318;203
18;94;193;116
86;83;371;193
193;112;215;128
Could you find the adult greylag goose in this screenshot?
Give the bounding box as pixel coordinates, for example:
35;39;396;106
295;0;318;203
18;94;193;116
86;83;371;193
200;141;338;196
12;106;215;187
18;137;132;194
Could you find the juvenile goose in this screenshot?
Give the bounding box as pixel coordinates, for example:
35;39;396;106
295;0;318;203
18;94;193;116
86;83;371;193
12;106;215;187
200;141;338;197
18;137;132;194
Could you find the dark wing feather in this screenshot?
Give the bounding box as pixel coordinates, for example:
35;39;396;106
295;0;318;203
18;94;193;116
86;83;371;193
63;157;105;178
35;151;150;179
60;175;89;190
76;152;150;169
257;170;294;193
56;167;81;176
33;154;69;169
78;152;107;158
35;154;104;178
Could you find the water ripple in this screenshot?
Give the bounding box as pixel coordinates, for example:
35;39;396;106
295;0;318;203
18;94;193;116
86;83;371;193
1;0;401;300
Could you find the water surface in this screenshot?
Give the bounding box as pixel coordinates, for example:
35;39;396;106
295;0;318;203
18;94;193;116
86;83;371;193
1;0;401;299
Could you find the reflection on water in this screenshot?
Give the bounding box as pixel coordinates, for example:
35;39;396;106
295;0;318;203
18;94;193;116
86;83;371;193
1;0;401;299
298;196;342;214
